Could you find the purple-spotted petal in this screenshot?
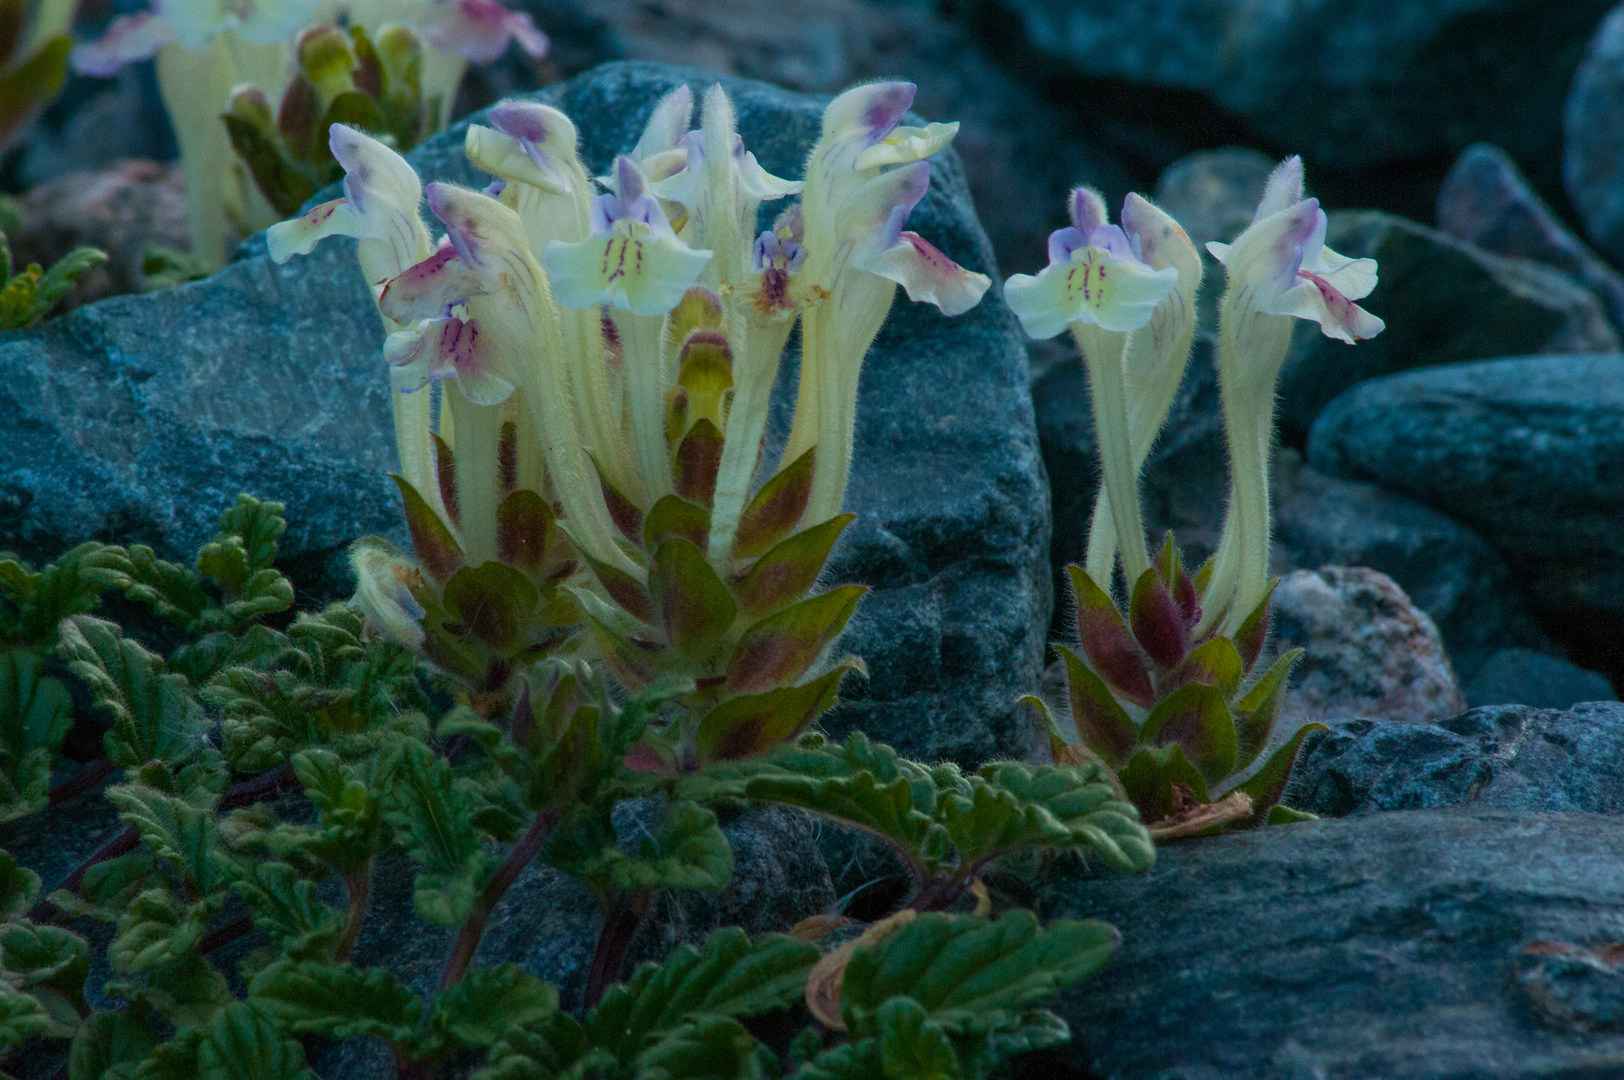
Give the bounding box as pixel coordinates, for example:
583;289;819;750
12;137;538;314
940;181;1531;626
378;245;490;321
387;315;513;403
267;198;364;263
854;231;989;316
821;81;916;149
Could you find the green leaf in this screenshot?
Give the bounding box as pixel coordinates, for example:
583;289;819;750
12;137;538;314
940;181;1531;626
733;514;854;617
227;858;342;962
942;762;1153;878
0;981;48;1051
1232;648;1302;773
105;783;222;893
473;1013;599;1080
877;997;959;1080
589;800;732;895
1267;804;1318;825
0;850;39;918
223;108;319;218
198;1001;311;1080
393;474;464;582
674;419;725;508
1064;565;1152;707
29;242;106;315
109;888;213;974
589;928;818;1062
632;1015;779;1080
643;494;710;553
68;1009;157;1080
839;912;1118;1038
443;562;539;654
1232;721;1328;825
0;921;89;1004
58;616;205;769
0;648;72;821
1117;743;1210;822
53;849;157;923
1138;682;1238;788
496;489;555;569
794;1038;883;1080
432;963;558;1049
733;447;814;560
693;665;851;764
384;741;492;926
1055;644;1137;770
649;538;737;657
92;547;211;632
725;585;866;695
248;959;422;1043
1168;637;1244;699
0;542;117;651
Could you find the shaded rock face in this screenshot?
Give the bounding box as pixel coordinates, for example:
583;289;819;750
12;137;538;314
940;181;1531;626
1566;3;1624;268
1465;648;1618;711
1039;808;1624;1080
1439;142;1624;335
1288;702;1624;817
1306;354;1624;636
1277;211;1618;445
0;60;1048;766
994;0;1615;168
1271;567;1465;728
1272;464;1554;680
1150;147;1273;251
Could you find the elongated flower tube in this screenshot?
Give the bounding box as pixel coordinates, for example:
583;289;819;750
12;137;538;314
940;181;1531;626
1006;188;1179;587
1201;157;1383;634
785;81;992;527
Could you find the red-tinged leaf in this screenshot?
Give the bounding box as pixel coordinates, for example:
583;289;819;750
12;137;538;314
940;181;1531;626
496;489;553;568
540;672;592;743
1233;579;1278;675
498;419;518;495
1233;721;1327;825
1153;532;1179;584
1192;556;1215;598
583;554;652;624
725;585;866;695
1119;744;1210;824
1139;683;1237;788
1056;644;1137;770
1065;565;1153;708
648;538;737;657
624;741;678;774
1130;567;1188;671
643;495;710;554
511;680;535;752
733;514;854;617
433;433;460;528
442;562;538;653
349;25;382;99
1172;565;1200;624
277;75;318;159
694;665;852;763
733;447;814;560
580;607;663;691
1168;637;1243;699
1233;648;1302;772
391;474;463;582
675;419;724;509
589;452;642;545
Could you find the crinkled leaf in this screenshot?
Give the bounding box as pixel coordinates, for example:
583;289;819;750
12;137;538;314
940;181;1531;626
943;762;1152;877
1056;644;1136;770
589;800;731;895
0;850;38;918
198;1001;312;1080
0;648;71;821
474;1013;598;1080
68;1009;158;1080
0;980;47;1051
93;546;211;632
733;514;854;617
0;542;117;650
590;928;818;1061
58;616;205;769
632;1014;778;1080
109;888;212;974
649;538;736;657
1065;564;1153;707
877;997;959;1080
248;959;422;1043
726;586;866;695
432;963;558;1049
733;447;814;560
384;741;492;926
227;858;342;962
1138;682;1238;788
840;911;1118;1037
794;1038;884;1080
106;783;223;893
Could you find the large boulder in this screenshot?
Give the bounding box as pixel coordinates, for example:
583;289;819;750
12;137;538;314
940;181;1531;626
993;0;1615;168
1039;807;1624;1079
1306;355;1624;630
1277;211;1617;445
1566;3;1624;268
0;61;1049;766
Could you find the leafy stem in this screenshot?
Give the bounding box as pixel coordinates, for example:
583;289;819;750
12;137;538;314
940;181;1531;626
439;809;556;991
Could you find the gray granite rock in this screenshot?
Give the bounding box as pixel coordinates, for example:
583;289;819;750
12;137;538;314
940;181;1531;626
1273;463;1554;679
1278;211;1618;445
2;60;1049;766
1439;142;1624;334
1306;354;1624;627
1566;3;1624;268
994;0;1615;168
1288;702;1624;817
1466;648;1619;710
1271;567;1465;728
1039;807;1624;1080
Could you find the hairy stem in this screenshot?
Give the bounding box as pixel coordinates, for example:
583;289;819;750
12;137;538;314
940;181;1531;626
47;759;116;806
439;811;555;991
583;891;652;1008
336;858;376;964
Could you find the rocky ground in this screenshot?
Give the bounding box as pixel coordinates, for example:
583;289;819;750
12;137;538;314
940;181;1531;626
6;2;1624;1077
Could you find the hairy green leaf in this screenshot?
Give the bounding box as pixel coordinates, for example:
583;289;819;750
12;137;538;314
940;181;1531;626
385;741;492;926
942;763;1153;878
877;997;959;1080
0;850;38;918
249;959;422;1044
0;648;71;821
58;616;205;770
432;963;558;1049
68;1010;158;1080
106;783;223;893
633;1014;778;1079
587;800;732;895
0;981;48;1052
197;1001;311;1080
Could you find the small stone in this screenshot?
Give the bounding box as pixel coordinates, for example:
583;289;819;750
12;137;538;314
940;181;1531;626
1278;211;1618;444
1271;567;1465;727
1439;142;1624;334
8;159;188;314
1306;354;1624;627
1288;701;1624;817
1566;3;1624;267
1464;648;1617;710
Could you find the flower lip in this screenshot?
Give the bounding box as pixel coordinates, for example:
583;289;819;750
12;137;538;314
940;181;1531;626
860;81;916;143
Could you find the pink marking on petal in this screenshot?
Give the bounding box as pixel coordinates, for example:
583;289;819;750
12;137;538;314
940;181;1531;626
71;12;175;76
860;82;915;140
899;231;958;272
1298;270;1378;340
489;100;548;143
427;0;549;63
